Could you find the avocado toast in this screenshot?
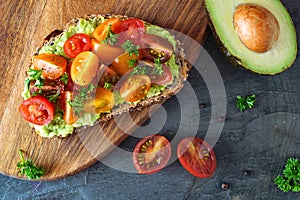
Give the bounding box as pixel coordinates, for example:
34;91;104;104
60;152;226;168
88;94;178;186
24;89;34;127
18;14;188;138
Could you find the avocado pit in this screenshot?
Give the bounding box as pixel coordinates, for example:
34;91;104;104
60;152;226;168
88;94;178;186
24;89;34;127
233;4;280;53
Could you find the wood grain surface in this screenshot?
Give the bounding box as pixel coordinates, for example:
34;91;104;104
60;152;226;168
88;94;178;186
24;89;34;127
0;0;208;180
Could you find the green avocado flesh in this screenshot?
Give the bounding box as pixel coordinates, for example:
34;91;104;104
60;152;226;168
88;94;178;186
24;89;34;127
27;17;180;138
205;0;297;74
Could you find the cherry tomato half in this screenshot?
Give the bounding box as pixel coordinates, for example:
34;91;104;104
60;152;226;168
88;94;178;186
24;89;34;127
111;52;140;76
119;74;151;102
113;18;145;45
19;96;55;125
133;134;171;174
71;51;99;86
32;53;67;80
92;18;121;42
91;39;124;64
177;137;217;178
83;87;114;113
63;33;92;58
59;91;78;124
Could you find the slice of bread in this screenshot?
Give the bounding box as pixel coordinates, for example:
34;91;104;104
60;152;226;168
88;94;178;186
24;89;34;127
21;14;189;138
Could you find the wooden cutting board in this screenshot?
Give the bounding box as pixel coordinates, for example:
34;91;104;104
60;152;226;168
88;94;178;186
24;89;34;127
0;0;208;180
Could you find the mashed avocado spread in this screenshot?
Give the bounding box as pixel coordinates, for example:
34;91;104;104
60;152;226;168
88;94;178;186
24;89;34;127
29;16;180;137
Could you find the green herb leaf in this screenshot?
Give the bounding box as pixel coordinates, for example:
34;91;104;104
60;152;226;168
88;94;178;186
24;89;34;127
47;92;60;103
274;157;300;192
235;94;256;111
68;83;95;114
101;25;118;45
128;59;137;67
154;58;163;75
60;73;69;85
17;150;45;180
104;82;113;91
27;68;42;80
121;40;139;57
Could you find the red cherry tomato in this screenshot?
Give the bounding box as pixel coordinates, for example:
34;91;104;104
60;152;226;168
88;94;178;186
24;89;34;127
19;96;55;125
63;33;92;58
133;134;171;174
177;137;217;178
114;18;145;45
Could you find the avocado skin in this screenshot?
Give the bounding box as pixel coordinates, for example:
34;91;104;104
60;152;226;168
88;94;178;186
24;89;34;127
204;1;297;75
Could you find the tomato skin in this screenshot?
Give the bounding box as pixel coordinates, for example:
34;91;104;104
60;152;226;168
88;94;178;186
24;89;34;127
83;87;114;113
113;18;145;45
177;137;217;178
32;53;67;80
71;51;99;86
92;18;121;42
111;52;140;76
91;39;124;64
133;134;171;174
63;33;92;58
98;65;120;87
59;91;78;124
119;74;151;102
19;96;55;125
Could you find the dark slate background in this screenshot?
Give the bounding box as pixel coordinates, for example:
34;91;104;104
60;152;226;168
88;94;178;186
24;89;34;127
1;0;300;199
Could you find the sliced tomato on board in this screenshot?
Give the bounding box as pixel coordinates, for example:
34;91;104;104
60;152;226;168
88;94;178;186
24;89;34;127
19;96;55;125
71;51;99;86
119;74;151;102
177;137;217;178
83;87;114;113
92;18;121;42
63;33;92;58
133;134;171;174
32;53;67;80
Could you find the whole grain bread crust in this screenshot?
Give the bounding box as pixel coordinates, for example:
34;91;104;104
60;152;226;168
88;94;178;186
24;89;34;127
34;14;189;136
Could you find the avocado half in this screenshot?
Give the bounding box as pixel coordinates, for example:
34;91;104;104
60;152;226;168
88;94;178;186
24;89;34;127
205;0;297;75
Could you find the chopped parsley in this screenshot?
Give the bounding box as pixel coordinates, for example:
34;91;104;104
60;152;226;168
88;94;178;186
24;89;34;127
102;25;118;45
104;82;113;91
128;59;137;67
60;73;69;85
68;83;95;114
47;92;60;103
236;94;256;111
121;40;139;57
25;68;44;88
154;58;163;75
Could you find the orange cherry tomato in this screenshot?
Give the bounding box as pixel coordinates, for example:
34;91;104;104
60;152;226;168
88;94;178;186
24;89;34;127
132;134;171;174
119;74;151;102
91;39;123;64
92;18;121;42
177;137;217;178
71;51;99;86
59;91;78;124
32;53;67;80
83;87;114;113
111;52;140;76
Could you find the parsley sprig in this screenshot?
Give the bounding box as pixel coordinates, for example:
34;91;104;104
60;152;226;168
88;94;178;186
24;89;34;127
154;58;163;75
102;25;118;45
17;150;45;180
236;94;256;111
25;68;44;89
68;83;95;114
121;40;139;57
60;73;69;85
275;157;300;192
